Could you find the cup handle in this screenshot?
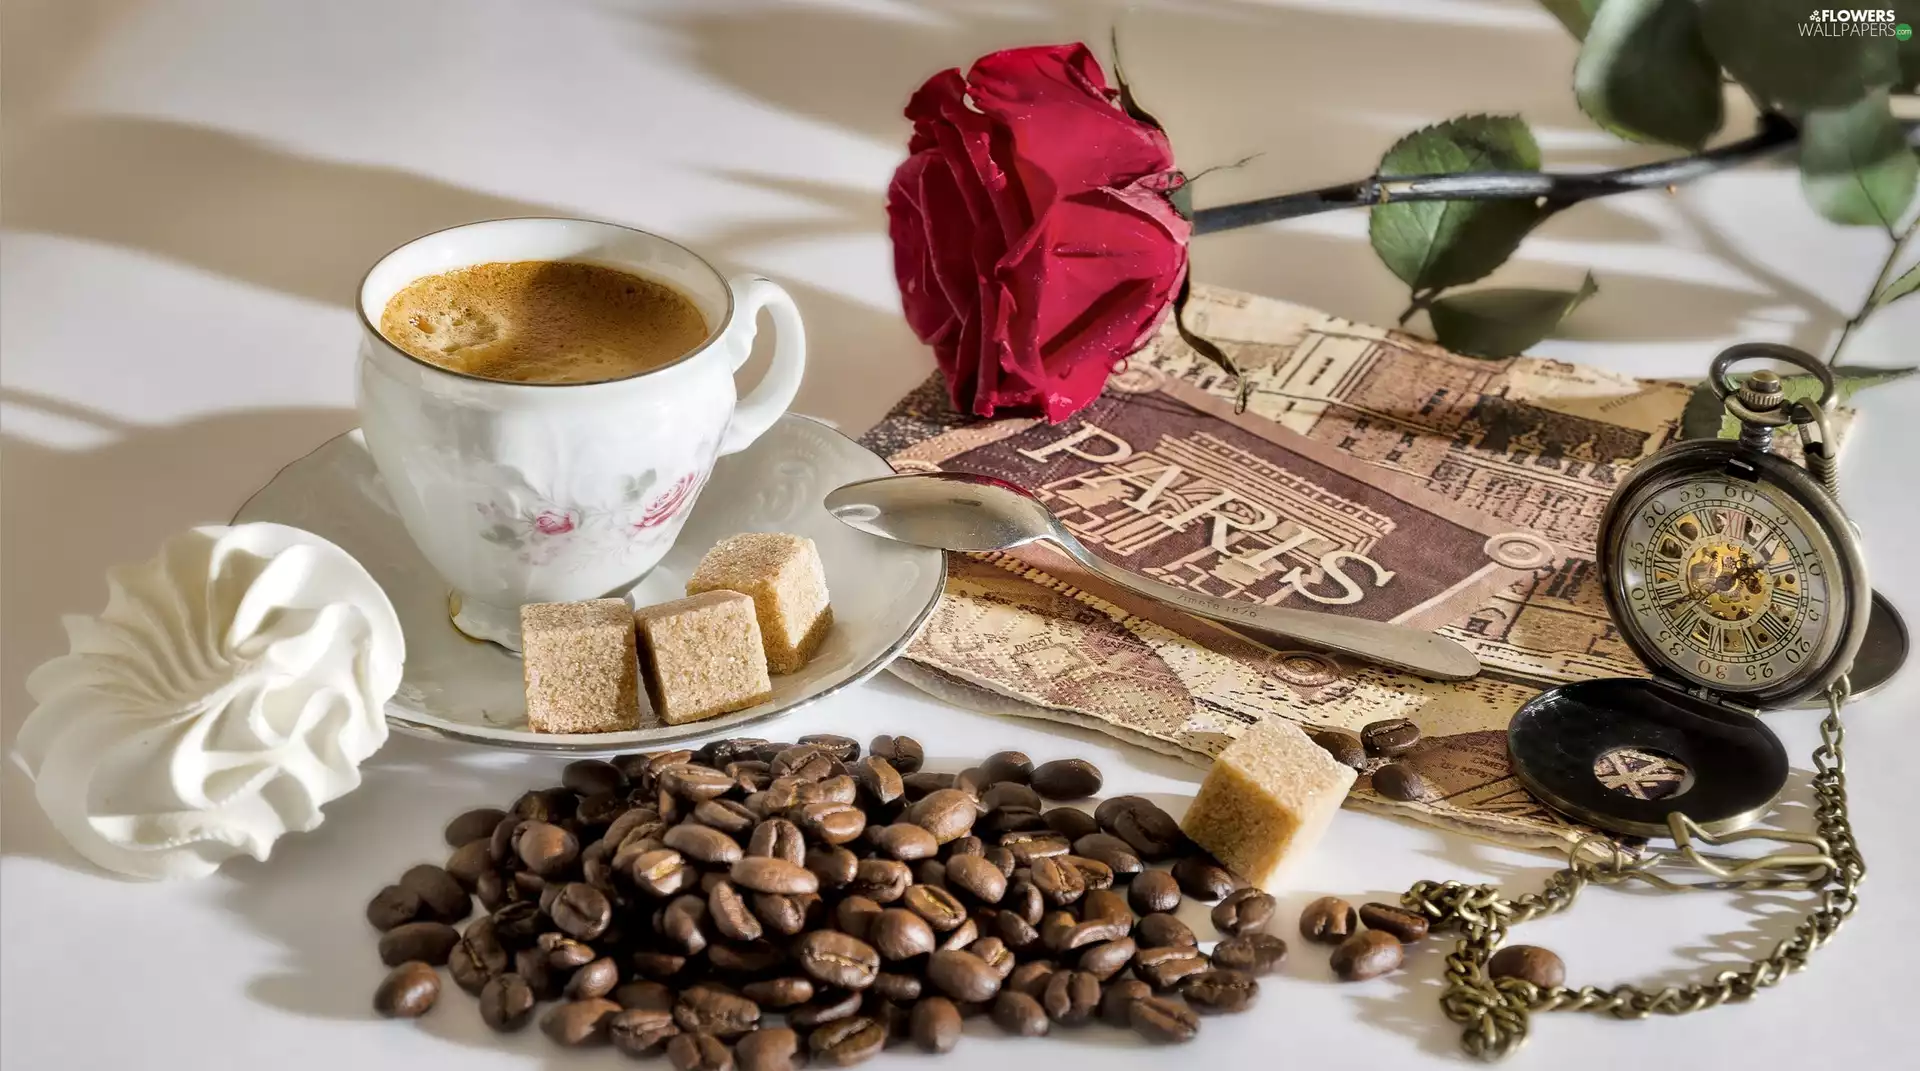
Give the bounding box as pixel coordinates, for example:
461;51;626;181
718;275;806;456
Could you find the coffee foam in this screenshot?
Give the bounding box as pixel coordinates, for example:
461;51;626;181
377;260;709;384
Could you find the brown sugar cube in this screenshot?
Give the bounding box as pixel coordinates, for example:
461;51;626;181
685;533;831;674
1180;719;1357;891
520;598;641;734
634;590;774;725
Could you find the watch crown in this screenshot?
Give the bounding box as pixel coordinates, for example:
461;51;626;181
1738;369;1785;414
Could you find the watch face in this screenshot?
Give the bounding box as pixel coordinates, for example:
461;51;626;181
1617;472;1845;693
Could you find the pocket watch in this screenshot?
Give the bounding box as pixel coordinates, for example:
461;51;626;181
1401;343;1889;1060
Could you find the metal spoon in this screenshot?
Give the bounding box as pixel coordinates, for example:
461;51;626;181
824;472;1481;681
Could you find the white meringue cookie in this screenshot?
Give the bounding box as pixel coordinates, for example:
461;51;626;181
12;523;403;880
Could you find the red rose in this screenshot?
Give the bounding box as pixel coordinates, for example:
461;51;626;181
888;43;1190;422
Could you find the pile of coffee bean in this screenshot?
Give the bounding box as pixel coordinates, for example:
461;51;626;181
1308;717;1438;803
368;735;1282;1066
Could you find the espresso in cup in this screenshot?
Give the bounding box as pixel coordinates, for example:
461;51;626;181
377;260;709;384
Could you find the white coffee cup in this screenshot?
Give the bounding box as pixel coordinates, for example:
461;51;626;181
355;217;805;650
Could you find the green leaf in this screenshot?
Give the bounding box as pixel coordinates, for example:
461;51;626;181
1538;0;1603;39
1368;115;1546;292
1799;89;1918;228
1427;273;1599;358
1574;0;1724;149
1679;364;1917;440
1876;262;1920;308
1700;0;1901;112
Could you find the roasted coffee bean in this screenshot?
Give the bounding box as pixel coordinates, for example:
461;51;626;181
912;857;947;889
448;930;509;993
1083;889;1131;923
834;895;882;941
747;818;806;864
516;821;580;877
1029;855;1086;906
446;807;509;848
668;1032;736;1071
1005;961;1056;998
944;854;1008;903
998;830;1070;863
995;909;1040;952
789;801;863;846
539;881;566;918
1212;887;1276;937
1078;936;1137;980
477;972;535;1031
743;977;815;1009
735;1027;802;1071
662;894;712;956
980;806;1049;836
1064;855;1114;891
945;834;984;857
1372;761;1436;802
515;948;559;999
474;870;508;911
1101;977;1152;1026
400;863;471;922
1004;881;1044;925
971;936;1016;979
866;971;918;1002
581;839;618;892
692;799;757;835
513;787;573;824
904;789;979;844
367;884;422;931
543;997;621;1047
991;990;1049;1036
980;782;1043;814
612;1006;682;1055
910;996;962;1053
491;900;543;943
1040;969;1100;1025
567;957;621;1000
1128;870;1181;915
1361;717;1421;757
937;917;979;952
547;881;611;940
1059;916;1130;951
870;908;936;961
984;847;1017;877
1029;759;1102;800
1092;794;1145;828
798;776;858;808
708;941;785;974
900;771;955;799
771;746;837;782
926;949;1001;1003
752;892;812;937
849;756;904;806
1181;969;1258;1014
788;989;862;1028
665;823;744;865
799;734;860;762
794;930;880;990
1171;854;1239;902
902;884;968;932
804;846;858;889
1358;902;1430;943
700;737;771;768
1128;995;1199;1043
847;858;910;903
616;980;676;1011
374;961;440;1018
1042;807;1100;840
1488;944;1565;988
660;763;738;802
748;742;792;764
1071;833;1143;878
708;880;762;942
731;856;820;896
379;921;460;966
675;984;762;1038
1308;729;1366;769
1109;803;1187;860
807;1015;885;1067
1299;896;1360;944
562;758;626;797
869;735;924;775
1135;945;1210;989
1210;933;1287;975
632;951;690;980
953;766;989;798
658;787;685;824
729;761;773;795
1331;930;1404;981
543;932;597;969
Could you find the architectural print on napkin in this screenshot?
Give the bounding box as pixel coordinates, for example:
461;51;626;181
864;284;1833;850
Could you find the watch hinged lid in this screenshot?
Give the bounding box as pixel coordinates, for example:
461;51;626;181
1596;439;1870;710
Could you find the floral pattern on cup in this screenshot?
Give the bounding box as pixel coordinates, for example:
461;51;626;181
636;471;700;530
478;468;707;566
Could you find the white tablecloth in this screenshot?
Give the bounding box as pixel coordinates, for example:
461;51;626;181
4;2;1917;1068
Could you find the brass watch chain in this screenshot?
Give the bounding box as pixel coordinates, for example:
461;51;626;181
1401;677;1863;1061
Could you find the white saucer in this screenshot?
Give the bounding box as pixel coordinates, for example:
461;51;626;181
234;415;945;752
